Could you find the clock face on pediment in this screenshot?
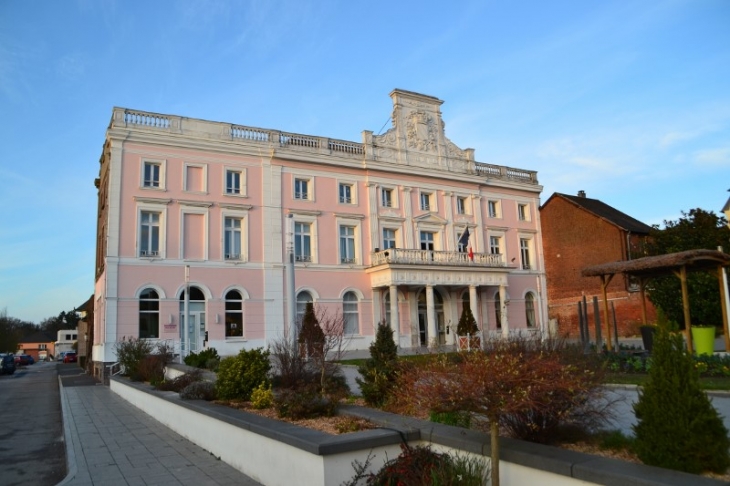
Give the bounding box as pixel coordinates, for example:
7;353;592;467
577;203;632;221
406;110;438;152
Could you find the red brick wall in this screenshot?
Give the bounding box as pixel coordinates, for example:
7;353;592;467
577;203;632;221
540;196;655;337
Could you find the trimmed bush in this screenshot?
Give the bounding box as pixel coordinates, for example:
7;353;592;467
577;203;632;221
274;383;339;419
250;383;274;409
180;381;217;401
184;348;220;370
633;326;730;474
298;302;324;358
215;347;271;400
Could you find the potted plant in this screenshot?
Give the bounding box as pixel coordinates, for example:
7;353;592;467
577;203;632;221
691;323;716;356
456;305;480;351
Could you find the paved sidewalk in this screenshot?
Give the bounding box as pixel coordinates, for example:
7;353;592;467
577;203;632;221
58;373;261;486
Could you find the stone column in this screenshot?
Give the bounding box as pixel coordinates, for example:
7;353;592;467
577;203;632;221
426;285;437;347
499;284;509;339
389;285;400;346
372;288;382;330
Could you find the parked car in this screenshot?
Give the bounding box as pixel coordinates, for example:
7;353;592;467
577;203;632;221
14;354;32;366
57;352;67;362
0;353;15;375
63;352;78;363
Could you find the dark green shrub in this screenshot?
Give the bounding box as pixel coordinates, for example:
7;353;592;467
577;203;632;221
456;305;479;336
298;302;324;358
180;381;217;400
184;347;220;370
274;384;338;419
215;347;271;400
356;321;399;407
156;369;204;392
633;326;730;474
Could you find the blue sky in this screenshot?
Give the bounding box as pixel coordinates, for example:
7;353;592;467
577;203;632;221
1;0;728;324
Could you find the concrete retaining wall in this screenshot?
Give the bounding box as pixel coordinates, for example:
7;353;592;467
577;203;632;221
110;377;724;486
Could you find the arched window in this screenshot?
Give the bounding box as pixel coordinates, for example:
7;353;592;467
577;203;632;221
139;288;159;338
525;292;536;328
296;291;313;324
225;290;243;337
343;292;358;335
494;293;502;329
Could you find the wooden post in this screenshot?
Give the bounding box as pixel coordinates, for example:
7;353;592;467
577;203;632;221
719;264;730;352
677;265;693;354
639;277;648;325
600;274;614;351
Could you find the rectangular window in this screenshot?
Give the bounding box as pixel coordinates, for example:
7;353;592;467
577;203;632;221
294;178;309;200
382;228;396;250
226;170;242;195
518;203;529;221
340;226;356;263
294;222;311;261
224;217;242;260
488;200;500;218
140;211;160;257
339;183;353;204
381;188;393;207
143;162;160;188
520;238;531;269
456;197;466;215
420;231;435;251
490;236;502;255
420;193;431;211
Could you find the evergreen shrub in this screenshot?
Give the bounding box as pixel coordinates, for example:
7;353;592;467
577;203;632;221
356;321;399;407
632;326;730;474
215;347;270;400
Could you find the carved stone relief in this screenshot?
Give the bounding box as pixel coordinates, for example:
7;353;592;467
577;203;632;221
406;111;437;152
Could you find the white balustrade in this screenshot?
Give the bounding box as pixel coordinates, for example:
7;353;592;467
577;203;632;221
371;248;504;267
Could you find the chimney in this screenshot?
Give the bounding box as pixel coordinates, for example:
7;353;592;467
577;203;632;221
577;190;586;198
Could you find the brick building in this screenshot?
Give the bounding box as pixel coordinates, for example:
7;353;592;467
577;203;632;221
540;191;656;338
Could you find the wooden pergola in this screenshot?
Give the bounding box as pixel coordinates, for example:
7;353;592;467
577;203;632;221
582;249;730;353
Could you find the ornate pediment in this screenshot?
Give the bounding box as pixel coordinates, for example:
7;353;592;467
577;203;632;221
369;89;474;173
413;213;449;225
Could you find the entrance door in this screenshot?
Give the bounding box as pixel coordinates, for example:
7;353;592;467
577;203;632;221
418;311;427;346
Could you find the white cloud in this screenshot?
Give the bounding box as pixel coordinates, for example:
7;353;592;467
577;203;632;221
694;147;730;167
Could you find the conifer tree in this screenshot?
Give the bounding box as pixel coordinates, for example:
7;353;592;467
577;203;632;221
298;302;324;358
632;325;730;474
456;305;479;336
356;321;398;406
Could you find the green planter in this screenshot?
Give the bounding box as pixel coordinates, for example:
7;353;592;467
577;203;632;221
691;326;716;356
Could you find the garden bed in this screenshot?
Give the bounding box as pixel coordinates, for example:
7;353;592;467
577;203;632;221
110;375;726;486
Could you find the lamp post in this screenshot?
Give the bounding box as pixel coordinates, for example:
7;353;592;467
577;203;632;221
182;265;190;362
286;214;296;340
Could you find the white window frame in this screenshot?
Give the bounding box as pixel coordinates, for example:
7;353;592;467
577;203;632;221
520;236;533;270
182;162;208;194
420;230;436;250
487;199;501;219
419;190;434;211
224;167;247;197
224;289;245;339
141;159;166;190
456;196;468;215
338;181;356;205
381;187;397;208
292;214;318;263
337;216;362;265
382;227;398;250
518;203;531;222
489;234;503;256
137;202;167;258
222;208;249;262
342;291;359;335
293;176;314;201
525;291;536;328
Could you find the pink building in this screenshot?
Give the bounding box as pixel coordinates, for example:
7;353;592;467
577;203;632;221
92;89;547;373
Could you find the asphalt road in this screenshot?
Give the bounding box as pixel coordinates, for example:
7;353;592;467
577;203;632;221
0;361;67;486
